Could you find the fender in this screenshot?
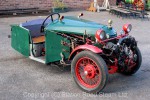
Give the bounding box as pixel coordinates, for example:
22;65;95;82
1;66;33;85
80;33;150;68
69;44;103;60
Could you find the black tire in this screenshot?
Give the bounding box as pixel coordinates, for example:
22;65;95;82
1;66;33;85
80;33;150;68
120;47;142;75
71;51;108;93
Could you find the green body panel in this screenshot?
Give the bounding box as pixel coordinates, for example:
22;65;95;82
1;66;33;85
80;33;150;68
45;16;117;38
45;30;70;63
11;25;30;57
44;16;117;63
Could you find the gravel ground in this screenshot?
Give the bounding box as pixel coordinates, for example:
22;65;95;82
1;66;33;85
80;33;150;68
0;11;150;100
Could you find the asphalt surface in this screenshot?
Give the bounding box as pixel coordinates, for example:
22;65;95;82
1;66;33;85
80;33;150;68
0;11;150;100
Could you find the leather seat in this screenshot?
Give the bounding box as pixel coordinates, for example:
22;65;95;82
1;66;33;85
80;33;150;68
32;36;45;43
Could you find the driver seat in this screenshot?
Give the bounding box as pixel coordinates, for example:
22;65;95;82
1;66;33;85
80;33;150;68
32;36;45;43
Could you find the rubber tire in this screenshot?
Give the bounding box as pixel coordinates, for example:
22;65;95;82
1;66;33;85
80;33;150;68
71;51;108;93
120;47;142;75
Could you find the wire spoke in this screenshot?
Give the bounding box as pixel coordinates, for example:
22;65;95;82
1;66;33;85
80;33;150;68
76;57;101;88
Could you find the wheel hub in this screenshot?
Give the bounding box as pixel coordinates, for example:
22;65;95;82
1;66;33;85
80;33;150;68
84;64;96;79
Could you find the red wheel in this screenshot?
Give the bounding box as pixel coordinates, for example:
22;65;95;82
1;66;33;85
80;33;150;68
75;57;101;88
71;51;108;93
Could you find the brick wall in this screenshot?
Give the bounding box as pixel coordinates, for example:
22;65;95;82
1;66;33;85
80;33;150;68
0;0;116;10
0;0;52;10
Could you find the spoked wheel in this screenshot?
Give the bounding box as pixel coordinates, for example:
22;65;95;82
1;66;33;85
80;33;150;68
71;51;108;93
120;47;142;75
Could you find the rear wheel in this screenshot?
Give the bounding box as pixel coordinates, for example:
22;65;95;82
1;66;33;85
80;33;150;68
71;51;108;93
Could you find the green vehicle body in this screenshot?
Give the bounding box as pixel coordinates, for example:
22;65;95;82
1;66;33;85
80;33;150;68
11;15;116;64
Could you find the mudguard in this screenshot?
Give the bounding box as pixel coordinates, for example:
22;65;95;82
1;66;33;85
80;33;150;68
69;44;103;60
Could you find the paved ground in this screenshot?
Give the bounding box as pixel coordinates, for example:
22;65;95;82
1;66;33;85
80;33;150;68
0;11;150;100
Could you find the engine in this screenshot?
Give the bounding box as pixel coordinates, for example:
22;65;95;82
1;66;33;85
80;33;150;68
102;36;138;70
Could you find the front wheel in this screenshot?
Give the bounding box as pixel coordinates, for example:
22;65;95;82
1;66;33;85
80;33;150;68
71;51;108;93
119;47;142;75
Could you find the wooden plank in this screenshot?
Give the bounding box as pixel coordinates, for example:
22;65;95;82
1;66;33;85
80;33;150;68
32;36;45;43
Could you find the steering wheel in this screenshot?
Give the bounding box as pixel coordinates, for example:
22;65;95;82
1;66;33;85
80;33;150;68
40;13;60;32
